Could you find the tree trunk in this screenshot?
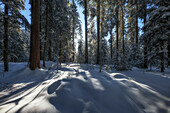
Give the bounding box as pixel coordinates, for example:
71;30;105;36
131;22;135;43
143;1;148;68
121;5;125;55
59;39;62;65
43;39;47;67
68;40;71;63
110;30;113;59
43;1;48;67
84;0;88;64
161;41;165;72
99;6;104;72
29;0;33;65
116;3;119;56
57;45;59;73
73;18;75;62
135;0;138;44
168;36;170;66
3;0;9;72
40;40;43;60
40;0;43;60
48;39;52;61
97;0;100;64
29;0;40;70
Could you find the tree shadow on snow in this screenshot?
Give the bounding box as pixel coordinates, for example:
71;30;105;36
47;66;140;113
47;65;170;113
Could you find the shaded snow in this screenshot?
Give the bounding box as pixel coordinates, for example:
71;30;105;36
0;62;170;113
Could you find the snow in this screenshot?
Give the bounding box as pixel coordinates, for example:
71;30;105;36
0;62;170;113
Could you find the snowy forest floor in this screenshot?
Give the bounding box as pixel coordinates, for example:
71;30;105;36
0;62;170;113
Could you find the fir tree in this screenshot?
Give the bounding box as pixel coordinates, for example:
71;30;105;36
142;0;170;72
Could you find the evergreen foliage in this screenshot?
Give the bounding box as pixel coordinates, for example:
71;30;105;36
142;0;170;72
0;0;169;72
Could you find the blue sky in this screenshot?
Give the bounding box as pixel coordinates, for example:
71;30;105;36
21;0;31;24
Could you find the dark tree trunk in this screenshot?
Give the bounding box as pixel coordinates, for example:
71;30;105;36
161;41;165;72
3;0;9;72
68;40;71;63
48;39;52;61
43;1;48;67
168;36;170;66
143;1;148;68
116;3;119;54
84;0;88;64
131;22;135;43
29;0;40;70
40;0;43;60
72;30;75;62
29;0;33;65
99;6;104;72
110;30;113;59
40;42;43;60
135;0;138;44
97;0;100;64
121;5;125;55
72;15;75;62
59;39;62;65
57;45;59;73
43;38;47;67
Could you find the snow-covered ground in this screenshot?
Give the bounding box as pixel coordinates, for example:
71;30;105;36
0;62;170;113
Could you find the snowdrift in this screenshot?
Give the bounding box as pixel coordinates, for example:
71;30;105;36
0;62;170;113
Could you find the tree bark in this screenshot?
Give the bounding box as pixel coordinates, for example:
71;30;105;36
135;0;138;44
72;5;75;62
121;5;125;55
40;42;43;60
143;1;148;68
116;2;119;55
168;36;170;66
99;5;104;72
110;30;113;59
97;0;100;64
84;0;88;64
48;39;52;61
57;45;59;73
59;39;62;65
29;0;40;70
40;0;43;60
3;0;9;72
161;41;164;72
43;1;48;67
29;0;33;66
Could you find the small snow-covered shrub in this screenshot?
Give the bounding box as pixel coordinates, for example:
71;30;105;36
113;54;132;71
105;65;111;70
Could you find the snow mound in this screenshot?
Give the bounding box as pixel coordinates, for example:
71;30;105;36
46;77;138;113
114;74;129;79
2;67;48;84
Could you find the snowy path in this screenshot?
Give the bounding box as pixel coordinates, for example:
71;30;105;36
0;63;170;113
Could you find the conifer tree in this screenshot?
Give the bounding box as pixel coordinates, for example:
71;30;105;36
142;0;170;72
29;0;40;70
0;0;28;71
